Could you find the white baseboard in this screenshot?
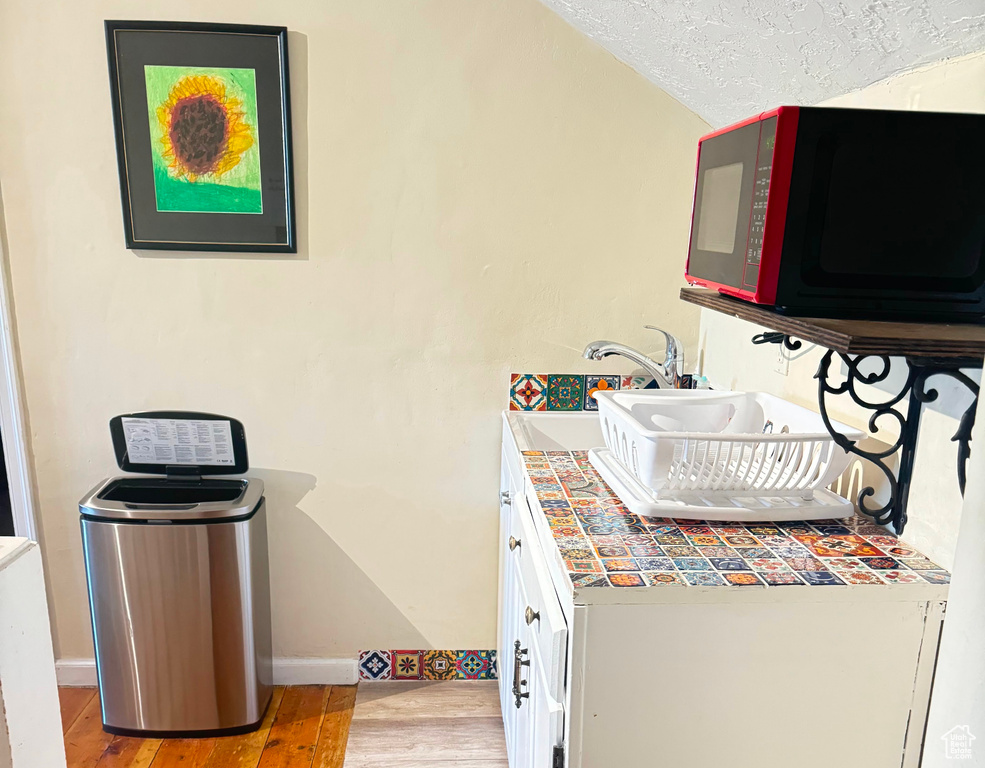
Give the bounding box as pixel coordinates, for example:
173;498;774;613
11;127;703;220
56;657;359;687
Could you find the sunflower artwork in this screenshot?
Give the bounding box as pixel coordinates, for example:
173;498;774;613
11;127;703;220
145;66;262;214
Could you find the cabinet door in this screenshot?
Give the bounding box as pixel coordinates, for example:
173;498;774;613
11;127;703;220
499;451;522;764
514;560;564;768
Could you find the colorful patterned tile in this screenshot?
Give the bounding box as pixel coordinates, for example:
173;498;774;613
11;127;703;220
730;547;772;559
746;526;782;536
695;546;738;558
797;571;845;585
642;571;686;586
860;557;901;570
823;558;870;572
608;573;646;587
594;544;630;558
540;500;570;509
759;571;804;586
812;525;853;535
546;374;584;411
688;535;724;546
772;546;810;558
709;557;752;571
620;533;654;545
724;535;759;547
885;546;918;558
567;560;603;573
621;375;655;390
510;374;547;411
840;571;885;585
880;571;921;584
899;557;942;571
422;650;457;681
919;571;951;585
456;650;495;680
723;572;764;586
629;544;664;557
359;650;392;680
559;547;594;560
570;573;608;588
682;570;727;586
865;535;899;546
601;558;639;572
657;535;689;547
680;525;713;535
636;557;675;571
392;650;424;680
663;545;700;558
784;557;827;571
584;375;620;411
673;557;712;571
748;558;791;572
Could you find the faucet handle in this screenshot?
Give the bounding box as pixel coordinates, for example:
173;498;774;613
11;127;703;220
643;325;682;363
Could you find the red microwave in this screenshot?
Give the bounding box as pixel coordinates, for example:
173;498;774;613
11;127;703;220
684;106;985;321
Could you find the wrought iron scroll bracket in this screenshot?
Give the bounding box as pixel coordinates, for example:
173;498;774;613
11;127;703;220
751;331;802;351
814;351;980;533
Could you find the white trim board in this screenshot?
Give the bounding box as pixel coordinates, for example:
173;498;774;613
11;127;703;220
55;657;359;687
0;191;38;540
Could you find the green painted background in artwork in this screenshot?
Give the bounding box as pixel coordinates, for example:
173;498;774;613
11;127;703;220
144;65;263;214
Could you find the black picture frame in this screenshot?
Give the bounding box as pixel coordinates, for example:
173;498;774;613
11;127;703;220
105;20;296;253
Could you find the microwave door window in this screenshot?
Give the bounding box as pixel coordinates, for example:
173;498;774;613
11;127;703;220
697;162;744;253
687;120;761;291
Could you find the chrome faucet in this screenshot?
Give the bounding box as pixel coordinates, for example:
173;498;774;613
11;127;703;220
582;326;685;389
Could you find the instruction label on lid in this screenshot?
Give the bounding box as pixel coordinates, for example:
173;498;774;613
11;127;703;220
121;417;235;466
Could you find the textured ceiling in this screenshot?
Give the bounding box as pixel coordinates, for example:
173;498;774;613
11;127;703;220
540;0;985;126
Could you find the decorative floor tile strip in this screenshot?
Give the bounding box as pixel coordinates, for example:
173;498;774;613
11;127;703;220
358;650;498;681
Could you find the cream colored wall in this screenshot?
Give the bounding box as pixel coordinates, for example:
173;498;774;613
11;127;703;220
0;0;708;658
698;51;985;570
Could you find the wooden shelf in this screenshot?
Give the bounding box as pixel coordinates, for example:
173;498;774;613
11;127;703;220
680;287;985;360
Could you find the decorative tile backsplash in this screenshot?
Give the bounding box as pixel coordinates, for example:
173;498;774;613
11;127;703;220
359;649;498;681
523;450;950;589
509;372;656;411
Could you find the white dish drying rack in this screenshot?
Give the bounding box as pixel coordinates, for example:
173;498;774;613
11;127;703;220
589;390;864;521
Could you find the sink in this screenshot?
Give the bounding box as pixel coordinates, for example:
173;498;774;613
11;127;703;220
507;412;605;452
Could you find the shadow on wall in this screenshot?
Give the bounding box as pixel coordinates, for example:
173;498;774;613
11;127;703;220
250;467;430;656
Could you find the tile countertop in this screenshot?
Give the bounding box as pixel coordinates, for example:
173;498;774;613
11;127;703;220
522;450;951;591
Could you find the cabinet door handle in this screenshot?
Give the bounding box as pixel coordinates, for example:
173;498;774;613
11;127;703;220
500;491;512;505
512;640;530;708
525;606;540;626
509;536;521;552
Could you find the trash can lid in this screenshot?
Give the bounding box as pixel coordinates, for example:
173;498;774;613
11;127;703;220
109;411;248;476
79;476;263;522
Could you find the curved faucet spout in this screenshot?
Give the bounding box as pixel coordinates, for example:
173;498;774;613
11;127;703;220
582;327;685;389
582;341;669;387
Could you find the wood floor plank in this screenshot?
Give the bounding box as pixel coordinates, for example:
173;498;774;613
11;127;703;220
256;685;331;768
60;687;98;734
204;686;286;768
343;716;506;765
93;736;162;767
351;682;501;720
312;686;357;768
64;693;116;768
149;738;216;767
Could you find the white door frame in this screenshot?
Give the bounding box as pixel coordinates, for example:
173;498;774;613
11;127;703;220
0;199;38;541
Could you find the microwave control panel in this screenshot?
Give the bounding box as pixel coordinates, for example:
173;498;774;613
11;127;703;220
742;116;778;291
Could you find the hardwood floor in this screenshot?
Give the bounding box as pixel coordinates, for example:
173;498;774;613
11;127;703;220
60;686;356;768
343;681;507;767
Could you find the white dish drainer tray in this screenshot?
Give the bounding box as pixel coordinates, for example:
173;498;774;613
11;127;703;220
589;390;864;521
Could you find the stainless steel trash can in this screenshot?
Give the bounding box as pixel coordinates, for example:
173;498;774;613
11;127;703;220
80;411;272;737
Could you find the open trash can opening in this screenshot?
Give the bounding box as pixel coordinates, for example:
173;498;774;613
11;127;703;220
80;411;272;737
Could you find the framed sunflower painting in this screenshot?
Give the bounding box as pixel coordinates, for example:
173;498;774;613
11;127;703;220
105;21;295;252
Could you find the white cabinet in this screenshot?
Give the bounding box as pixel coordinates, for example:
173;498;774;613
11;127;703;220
499;415;947;768
499;437;566;768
